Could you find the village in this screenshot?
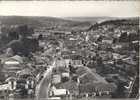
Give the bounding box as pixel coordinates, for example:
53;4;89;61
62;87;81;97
0;17;139;100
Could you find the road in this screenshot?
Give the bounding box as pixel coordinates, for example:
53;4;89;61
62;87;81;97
36;61;56;100
36;41;63;100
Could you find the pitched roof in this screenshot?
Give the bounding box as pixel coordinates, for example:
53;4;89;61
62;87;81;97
9;55;23;63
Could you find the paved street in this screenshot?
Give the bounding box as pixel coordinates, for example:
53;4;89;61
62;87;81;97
36;61;56;100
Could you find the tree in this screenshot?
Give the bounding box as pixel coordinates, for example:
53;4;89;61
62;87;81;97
38;34;43;40
8;28;19;40
128;33;139;42
113;38;118;44
18;25;28;37
1;26;19;45
7;39;23;55
97;35;103;42
119;32;128;42
0;26;11;45
18;25;34;37
1;26;10;34
111;81;127;98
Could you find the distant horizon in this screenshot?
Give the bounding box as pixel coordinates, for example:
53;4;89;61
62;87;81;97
0;15;138;18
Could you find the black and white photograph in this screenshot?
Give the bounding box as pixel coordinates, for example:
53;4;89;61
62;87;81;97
0;1;139;100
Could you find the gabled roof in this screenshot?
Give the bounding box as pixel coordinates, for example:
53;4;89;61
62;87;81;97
17;68;32;76
7;55;23;64
122;57;137;65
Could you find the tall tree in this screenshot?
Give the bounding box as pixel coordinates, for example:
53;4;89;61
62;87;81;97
18;25;34;37
8;28;19;40
119;32;128;42
18;25;28;37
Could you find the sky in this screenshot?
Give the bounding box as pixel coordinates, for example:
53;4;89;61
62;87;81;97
0;1;139;17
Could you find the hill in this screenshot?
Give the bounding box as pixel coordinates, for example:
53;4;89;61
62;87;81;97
0;16;91;31
98;17;139;25
64;17;119;24
0;16;138;32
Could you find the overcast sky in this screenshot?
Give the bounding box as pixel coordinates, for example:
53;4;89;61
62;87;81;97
0;1;139;17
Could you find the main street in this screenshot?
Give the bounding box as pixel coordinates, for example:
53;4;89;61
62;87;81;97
36;61;56;100
35;40;63;100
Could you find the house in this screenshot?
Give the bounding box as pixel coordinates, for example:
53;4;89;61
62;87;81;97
102;39;113;44
16;68;33;78
55;60;67;68
112;44;122;50
122;57;137;66
71;60;83;67
64;59;71;68
5;77;16;90
48;97;61;100
0;83;10;91
52;74;61;84
61;72;70;82
2;55;24;77
69;54;83;67
52;31;66;39
112;53;125;60
0;83;10;98
14;79;29;97
61;72;70;78
49;88;70;97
